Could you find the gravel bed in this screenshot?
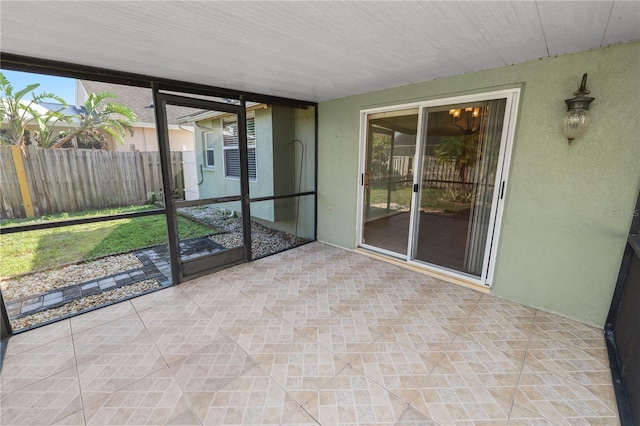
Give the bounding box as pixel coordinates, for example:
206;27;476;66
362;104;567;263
180;205;242;232
210;224;303;259
181;205;309;259
0;253;142;302
10;279;161;331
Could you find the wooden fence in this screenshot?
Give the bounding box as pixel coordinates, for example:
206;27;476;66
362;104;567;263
0;146;184;219
390;155;475;188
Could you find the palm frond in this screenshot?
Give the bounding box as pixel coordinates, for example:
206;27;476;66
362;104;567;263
100;126;124;144
33;92;68;105
14;83;41;101
104;102;137;122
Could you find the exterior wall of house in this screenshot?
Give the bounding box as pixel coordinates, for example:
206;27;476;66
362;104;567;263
317;41;640;327
194;105;316;235
194;112;274;218
196;116;239;207
252;106;317;239
110;126;194;153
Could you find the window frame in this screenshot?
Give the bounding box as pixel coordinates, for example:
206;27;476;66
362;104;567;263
204;131;215;168
222;113;257;182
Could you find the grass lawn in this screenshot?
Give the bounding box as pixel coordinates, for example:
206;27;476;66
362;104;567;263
368;186;470;212
0;206;215;278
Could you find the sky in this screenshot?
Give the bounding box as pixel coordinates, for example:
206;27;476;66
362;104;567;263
1;69;76;104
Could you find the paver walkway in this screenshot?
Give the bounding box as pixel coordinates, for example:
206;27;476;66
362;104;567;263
6;237;223;319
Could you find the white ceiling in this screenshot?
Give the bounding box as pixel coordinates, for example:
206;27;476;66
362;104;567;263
2;1;639;103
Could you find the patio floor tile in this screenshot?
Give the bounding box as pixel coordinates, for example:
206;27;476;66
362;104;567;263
0;335;76;394
514;368;619;424
128;286;191;313
454;320;532;361
187;365;300;425
523;337;612;388
0;367;83;426
254;335;348;405
298;315;389;364
138;300;228;364
2;318;71;355
82;368;199;425
531;310;606;351
280;406;320;425
436;340;523;401
302;365;408;425
0;242;620;425
348;334;437;403
409;364;514;425
168;334;256;399
69;300;137;335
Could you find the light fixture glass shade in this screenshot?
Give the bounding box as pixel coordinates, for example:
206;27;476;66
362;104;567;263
561;109;590;143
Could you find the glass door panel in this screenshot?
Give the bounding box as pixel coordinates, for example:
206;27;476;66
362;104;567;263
413;99;507;277
160;98;248;281
362;109;418;256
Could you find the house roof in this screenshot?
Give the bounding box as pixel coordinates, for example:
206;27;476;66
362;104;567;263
175;102;262;124
38;102;86;118
0;100;85;125
78;80;196;125
2;2;639;103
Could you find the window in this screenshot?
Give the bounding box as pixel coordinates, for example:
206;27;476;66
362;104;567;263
223;115;256;181
204;132;214;167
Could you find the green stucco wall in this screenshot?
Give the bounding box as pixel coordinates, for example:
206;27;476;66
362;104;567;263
193;105;317;238
317;41;640;327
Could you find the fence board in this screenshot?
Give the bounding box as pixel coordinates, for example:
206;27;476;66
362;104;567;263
388;155;476;190
0;148;23;218
29;147;48;216
0;146;184;219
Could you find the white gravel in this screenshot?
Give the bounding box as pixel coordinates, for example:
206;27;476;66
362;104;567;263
1;254;142;302
10;279;161;330
180;206;308;259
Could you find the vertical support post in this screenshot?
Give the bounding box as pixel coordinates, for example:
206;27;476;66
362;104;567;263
1;291;12;339
238;97;252;262
11;145;34;217
152;84;182;284
314;106;318;241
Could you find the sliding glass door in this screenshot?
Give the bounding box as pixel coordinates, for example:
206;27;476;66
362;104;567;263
359;90;518;286
413;99;507;278
362;109;419;256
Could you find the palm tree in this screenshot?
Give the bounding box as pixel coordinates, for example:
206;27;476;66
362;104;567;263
434;133;479;184
32;108;74;148
0;72;67;151
50;91;137;149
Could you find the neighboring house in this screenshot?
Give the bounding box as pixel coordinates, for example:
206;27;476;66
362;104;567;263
177;102;315;234
76;80;194;153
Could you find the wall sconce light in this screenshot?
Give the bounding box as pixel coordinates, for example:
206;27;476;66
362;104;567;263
561;73;595;144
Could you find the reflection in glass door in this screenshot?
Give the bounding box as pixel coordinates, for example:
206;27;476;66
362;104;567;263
362;109;418;256
156;94;249;282
413;100;507;278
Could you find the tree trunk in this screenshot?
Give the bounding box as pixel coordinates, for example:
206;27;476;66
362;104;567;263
50;133;75;149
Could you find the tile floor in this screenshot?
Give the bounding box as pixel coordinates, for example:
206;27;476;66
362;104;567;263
0;242;619;425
